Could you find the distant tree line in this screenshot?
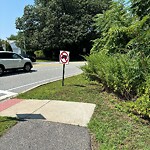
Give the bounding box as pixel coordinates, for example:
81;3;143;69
15;0;112;60
0;39;3;51
0;39;13;51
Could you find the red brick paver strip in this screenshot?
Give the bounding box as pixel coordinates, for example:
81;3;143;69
0;99;22;112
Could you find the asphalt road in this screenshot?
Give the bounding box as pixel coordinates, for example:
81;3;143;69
0;61;85;100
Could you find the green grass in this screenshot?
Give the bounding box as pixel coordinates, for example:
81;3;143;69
17;74;150;150
0;116;17;137
36;59;53;62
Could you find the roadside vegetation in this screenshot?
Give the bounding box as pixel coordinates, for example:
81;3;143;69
0;0;149;149
16;2;150;148
82;1;150;119
36;59;52;62
17;74;150;149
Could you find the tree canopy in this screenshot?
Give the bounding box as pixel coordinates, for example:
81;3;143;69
0;39;4;51
16;0;111;59
7;34;19;41
131;0;150;19
91;0;150;55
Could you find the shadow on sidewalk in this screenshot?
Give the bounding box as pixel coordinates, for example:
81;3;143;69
16;114;46;120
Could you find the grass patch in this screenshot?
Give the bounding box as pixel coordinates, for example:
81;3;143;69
17;74;150;149
36;59;53;62
0;116;17;137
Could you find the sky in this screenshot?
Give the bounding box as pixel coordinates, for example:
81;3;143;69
0;0;130;40
0;0;34;40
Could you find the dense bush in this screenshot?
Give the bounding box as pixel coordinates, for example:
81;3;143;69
92;12;150;55
126;95;150;118
120;76;150;118
82;52;150;99
126;75;150;118
82;52;150;117
82;1;150;119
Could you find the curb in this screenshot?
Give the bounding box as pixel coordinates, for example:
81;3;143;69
0;72;82;102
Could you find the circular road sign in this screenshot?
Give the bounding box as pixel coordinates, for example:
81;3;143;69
60;51;69;64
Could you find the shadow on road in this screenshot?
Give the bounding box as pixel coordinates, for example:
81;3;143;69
1;70;37;77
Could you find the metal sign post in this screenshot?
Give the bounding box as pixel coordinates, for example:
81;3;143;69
59;51;70;86
62;64;65;86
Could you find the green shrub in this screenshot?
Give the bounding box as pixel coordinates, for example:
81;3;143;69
82;52;147;99
126;95;150;118
34;50;45;59
84;1;150;119
126;75;150;118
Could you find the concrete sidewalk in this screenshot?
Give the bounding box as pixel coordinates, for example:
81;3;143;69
0;99;96;150
0;99;95;127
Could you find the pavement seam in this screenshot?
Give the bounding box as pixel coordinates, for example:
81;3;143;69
22;100;51;119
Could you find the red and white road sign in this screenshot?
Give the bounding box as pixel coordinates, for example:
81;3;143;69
60;51;69;64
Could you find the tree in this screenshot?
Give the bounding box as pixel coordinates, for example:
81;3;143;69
0;39;4;51
0;39;12;51
7;34;18;40
90;0;150;56
16;0;112;59
5;41;13;52
91;1;133;54
131;0;150;19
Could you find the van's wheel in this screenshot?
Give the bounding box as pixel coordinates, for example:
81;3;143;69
24;63;31;72
0;66;4;76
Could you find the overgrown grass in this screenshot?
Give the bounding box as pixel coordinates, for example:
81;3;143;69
0;116;17;137
17;74;150;149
